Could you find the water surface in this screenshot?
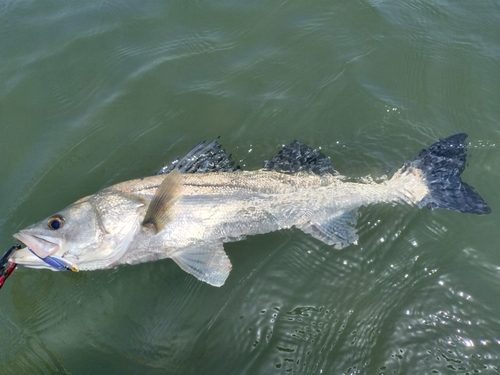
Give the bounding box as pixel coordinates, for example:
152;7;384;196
1;0;500;374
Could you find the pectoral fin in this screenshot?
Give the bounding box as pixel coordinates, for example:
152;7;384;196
143;169;182;233
171;242;232;287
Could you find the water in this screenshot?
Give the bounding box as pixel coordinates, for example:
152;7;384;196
1;0;500;374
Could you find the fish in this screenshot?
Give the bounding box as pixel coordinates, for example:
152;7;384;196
10;134;490;286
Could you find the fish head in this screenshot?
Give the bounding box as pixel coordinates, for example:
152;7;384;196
12;190;145;271
12;197;104;270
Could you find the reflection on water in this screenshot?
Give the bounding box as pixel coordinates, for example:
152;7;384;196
186;208;499;374
1;0;500;374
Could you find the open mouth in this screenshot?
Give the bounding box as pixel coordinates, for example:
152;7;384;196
9;246;55;269
13;232;60;258
11;234;78;272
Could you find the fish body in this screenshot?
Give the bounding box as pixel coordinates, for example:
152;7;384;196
11;134;490;286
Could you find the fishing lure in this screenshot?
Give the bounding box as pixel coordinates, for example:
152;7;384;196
27;248;79;272
0;244;77;290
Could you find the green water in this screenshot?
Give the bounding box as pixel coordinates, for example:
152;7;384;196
1;0;500;374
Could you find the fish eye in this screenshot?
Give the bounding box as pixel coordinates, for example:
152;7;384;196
47;215;65;230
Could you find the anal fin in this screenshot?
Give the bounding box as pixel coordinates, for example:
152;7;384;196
171;242;232;287
297;210;358;249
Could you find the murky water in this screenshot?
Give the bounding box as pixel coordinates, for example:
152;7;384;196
1;0;500;374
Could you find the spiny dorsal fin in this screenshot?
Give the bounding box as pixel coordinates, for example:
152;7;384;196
156;138;239;175
264;141;337;175
143;169;182;233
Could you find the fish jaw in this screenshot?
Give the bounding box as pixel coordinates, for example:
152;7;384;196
13;231;62;259
9;246;59;270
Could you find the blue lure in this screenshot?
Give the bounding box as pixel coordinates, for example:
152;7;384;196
28;248;79;272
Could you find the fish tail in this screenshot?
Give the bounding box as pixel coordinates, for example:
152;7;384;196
411;133;490;214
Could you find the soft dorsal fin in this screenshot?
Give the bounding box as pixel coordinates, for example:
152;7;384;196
264;141;337;175
156;138;239;175
143;169;182;233
171;242;232;287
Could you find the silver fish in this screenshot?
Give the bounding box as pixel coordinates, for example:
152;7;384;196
11;134;490;286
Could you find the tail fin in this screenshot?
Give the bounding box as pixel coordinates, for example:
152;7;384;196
412;133;491;214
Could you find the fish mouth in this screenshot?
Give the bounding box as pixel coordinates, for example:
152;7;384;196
13;232;61;259
9;247;56;270
11;232;79;272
